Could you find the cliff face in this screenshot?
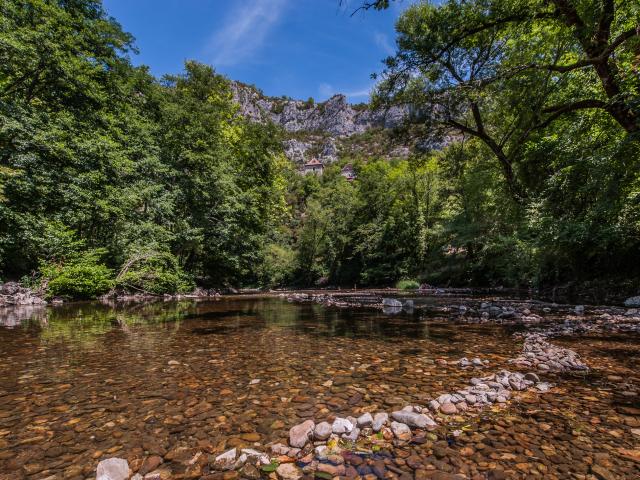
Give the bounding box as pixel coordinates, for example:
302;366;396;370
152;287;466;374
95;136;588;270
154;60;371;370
232;83;408;136
231;82;416;165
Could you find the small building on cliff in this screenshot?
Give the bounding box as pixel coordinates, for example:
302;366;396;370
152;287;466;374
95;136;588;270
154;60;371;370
303;158;324;175
340;164;356;181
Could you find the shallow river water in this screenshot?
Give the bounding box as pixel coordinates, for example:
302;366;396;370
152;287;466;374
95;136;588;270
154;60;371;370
0;295;639;479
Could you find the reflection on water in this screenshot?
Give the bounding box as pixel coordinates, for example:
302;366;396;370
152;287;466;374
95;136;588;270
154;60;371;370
0;296;639;478
0;304;48;328
0;298;477;344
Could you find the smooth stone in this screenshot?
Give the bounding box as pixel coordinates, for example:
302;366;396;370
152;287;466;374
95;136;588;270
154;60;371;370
372;412;388;432
276;463;302;480
624;296;640;307
313;421;332;440
314;445;329;460
342;427;360;442
357;412;373;428
390;421;412;441
332;417;353;434
391;410;437;429
524;372;540;383
439;403;457;414
97;458;130;480
289;420;315;448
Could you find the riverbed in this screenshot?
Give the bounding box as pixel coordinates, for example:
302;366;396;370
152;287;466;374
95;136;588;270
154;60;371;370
0;294;639;479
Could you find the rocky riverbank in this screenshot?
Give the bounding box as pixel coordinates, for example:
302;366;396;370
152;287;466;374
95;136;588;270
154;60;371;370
2;294;639;480
92;294;630;480
0;282;45;306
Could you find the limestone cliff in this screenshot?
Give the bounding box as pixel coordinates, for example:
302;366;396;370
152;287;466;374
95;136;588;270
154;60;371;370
231;82;421;165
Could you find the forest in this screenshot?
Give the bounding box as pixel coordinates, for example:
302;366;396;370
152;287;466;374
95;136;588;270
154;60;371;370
1;0;639;299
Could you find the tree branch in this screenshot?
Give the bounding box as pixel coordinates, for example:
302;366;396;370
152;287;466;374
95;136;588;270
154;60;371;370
596;0;615;44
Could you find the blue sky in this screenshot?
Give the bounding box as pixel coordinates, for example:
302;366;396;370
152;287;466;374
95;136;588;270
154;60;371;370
102;0;417;102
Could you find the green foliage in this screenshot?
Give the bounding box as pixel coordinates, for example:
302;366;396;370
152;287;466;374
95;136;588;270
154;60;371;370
0;1;289;295
115;251;193;295
396;279;419;290
2;0;639;294
257;244;296;288
41;250;114;299
291;157;442;286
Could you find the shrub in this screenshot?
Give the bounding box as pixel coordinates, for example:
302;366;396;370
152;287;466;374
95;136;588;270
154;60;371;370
41;250;114;299
115;251;193;295
257;244;296;288
396;279;420;290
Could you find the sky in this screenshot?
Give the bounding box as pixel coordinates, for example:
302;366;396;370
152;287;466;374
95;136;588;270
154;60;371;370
102;0;418;102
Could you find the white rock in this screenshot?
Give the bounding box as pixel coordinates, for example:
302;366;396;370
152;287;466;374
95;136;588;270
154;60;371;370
390;421;411;439
214;448;237;470
332;417;353;434
372;412;388;432
342;427;360;442
382;298;402;308
289;420;315;448
357;412;373;428
241;449;270;465
97;458;130;480
314;445;329;460
314;421;332;440
391;410;436;429
271;443;290;455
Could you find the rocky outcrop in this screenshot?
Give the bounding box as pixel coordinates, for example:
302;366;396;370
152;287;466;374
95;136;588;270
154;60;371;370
231;82;418;165
231;83;410;137
0;282;46;306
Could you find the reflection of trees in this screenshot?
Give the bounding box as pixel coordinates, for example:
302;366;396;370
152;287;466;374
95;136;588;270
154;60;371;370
1;300;198;345
1;297;445;347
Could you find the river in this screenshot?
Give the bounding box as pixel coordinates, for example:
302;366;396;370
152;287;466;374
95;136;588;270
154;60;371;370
0;294;638;479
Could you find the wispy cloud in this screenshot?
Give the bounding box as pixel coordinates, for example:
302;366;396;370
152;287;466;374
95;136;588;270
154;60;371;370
374;32;395;56
318;82;372;100
345;87;372;99
319;83;335;97
207;0;288;67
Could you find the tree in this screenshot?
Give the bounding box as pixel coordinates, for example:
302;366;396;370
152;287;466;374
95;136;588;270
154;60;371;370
371;0;639;200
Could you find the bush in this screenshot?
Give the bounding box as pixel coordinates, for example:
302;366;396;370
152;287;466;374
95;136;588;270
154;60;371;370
257;244;296;288
115;251;193;295
396;279;420;290
41;250;114;299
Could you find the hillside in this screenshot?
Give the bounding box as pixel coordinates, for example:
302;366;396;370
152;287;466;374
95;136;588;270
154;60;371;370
231;82;430;165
